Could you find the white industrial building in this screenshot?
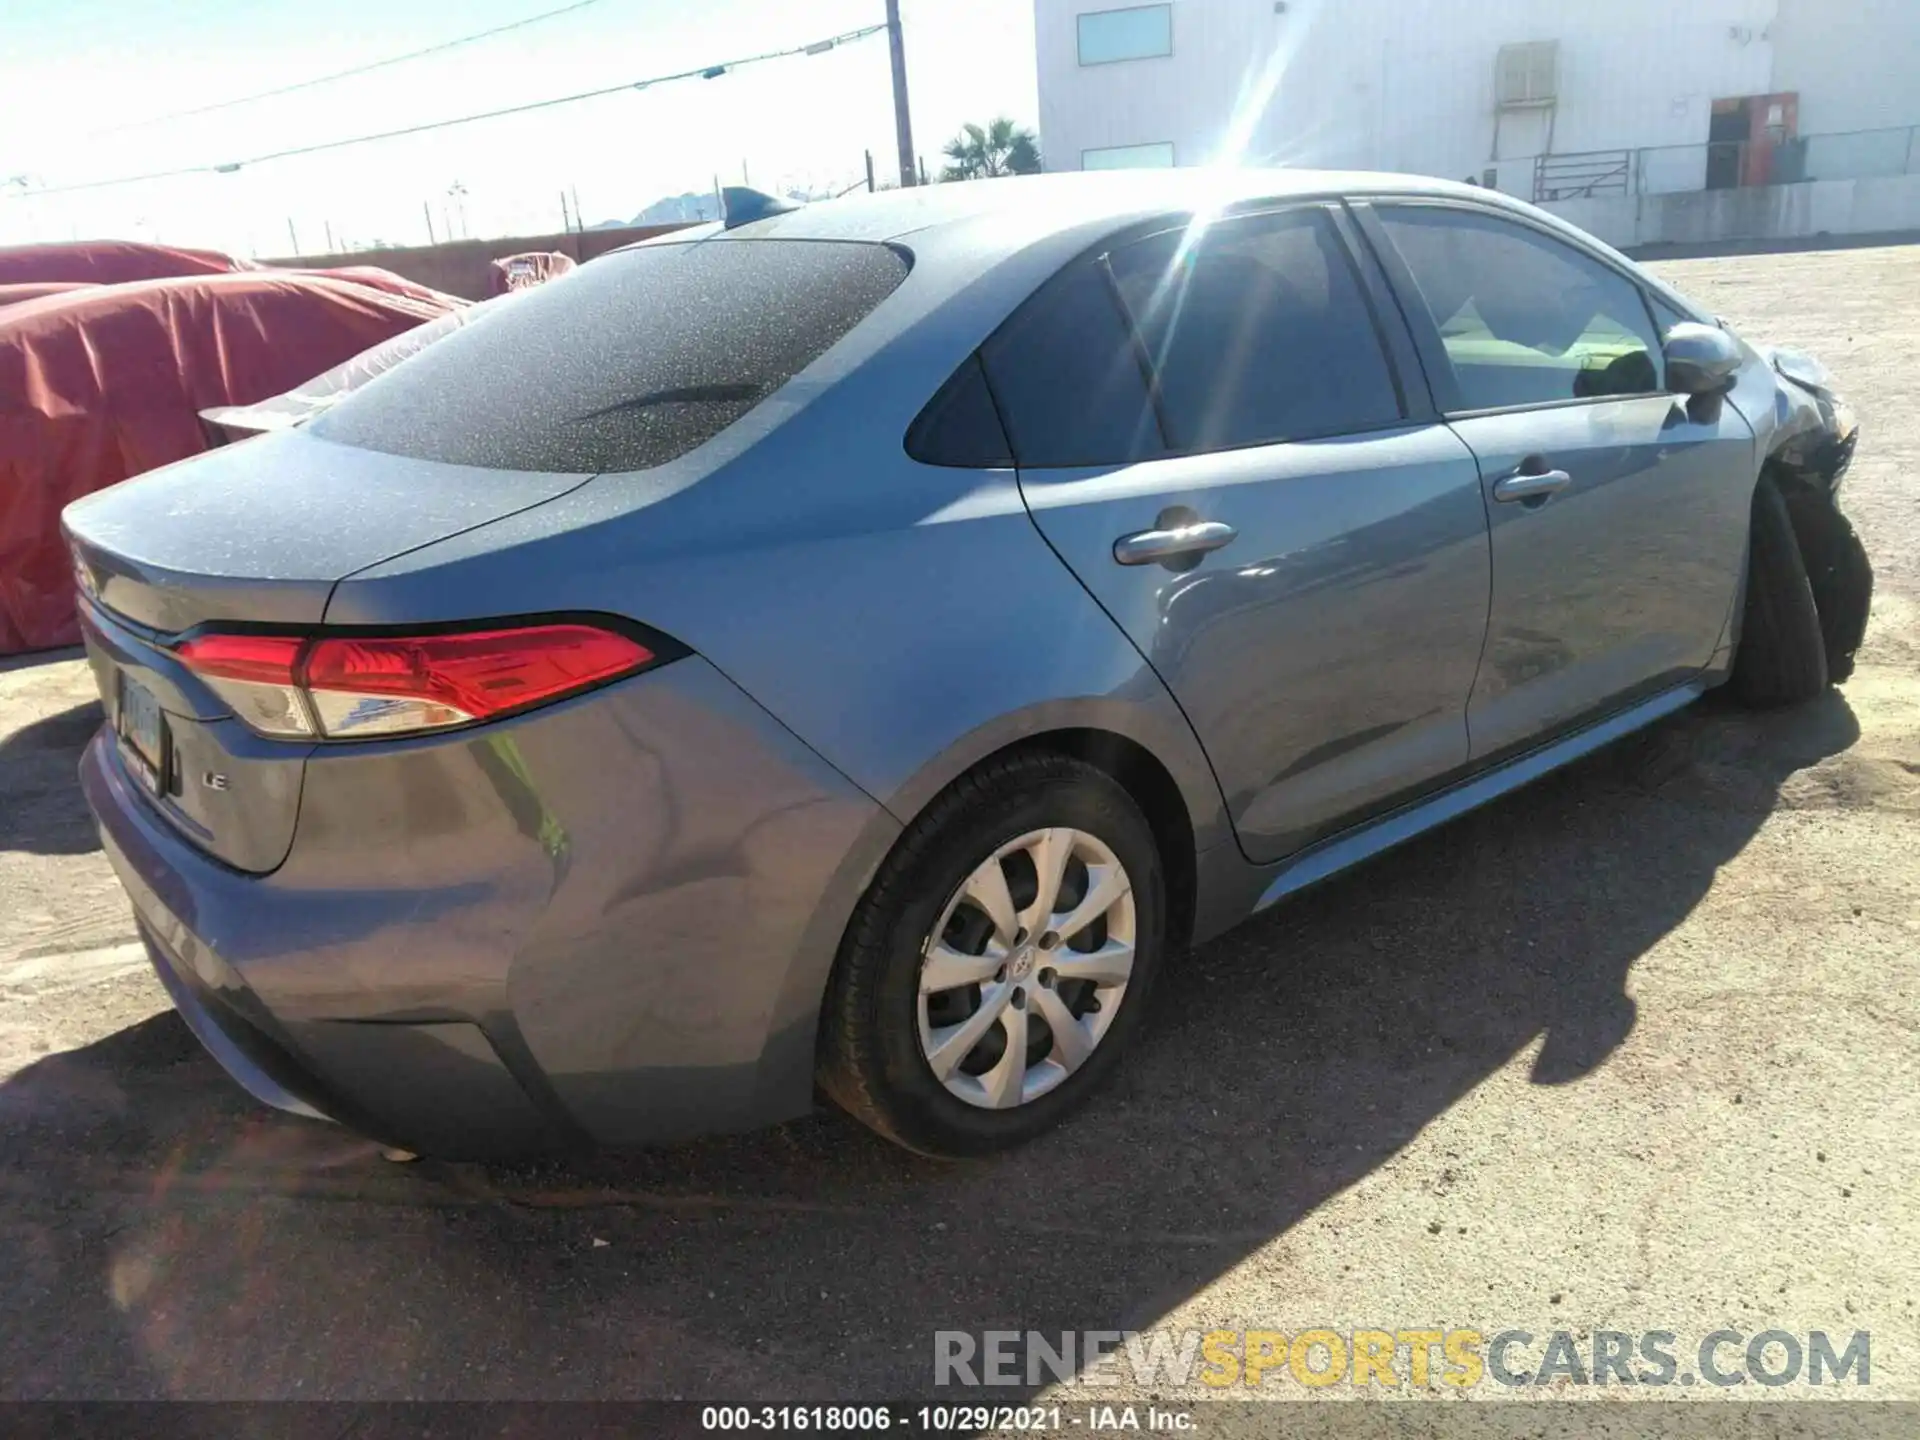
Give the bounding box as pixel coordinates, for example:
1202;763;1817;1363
1032;0;1920;245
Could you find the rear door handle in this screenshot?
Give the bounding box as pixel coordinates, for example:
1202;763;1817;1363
1112;520;1238;566
1491;468;1573;503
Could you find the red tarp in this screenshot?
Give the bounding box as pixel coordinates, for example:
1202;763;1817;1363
0;240;250;285
2;271;459;654
298;264;463;307
0;282;99;309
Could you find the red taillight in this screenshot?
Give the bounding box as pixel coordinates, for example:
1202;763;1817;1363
173;633;304;686
304;625;654;738
174;622;661;741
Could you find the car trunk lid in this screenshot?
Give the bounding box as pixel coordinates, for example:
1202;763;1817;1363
63;429;594;872
64;429;593;641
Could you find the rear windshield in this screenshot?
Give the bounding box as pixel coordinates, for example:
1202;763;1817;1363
313;239;909;472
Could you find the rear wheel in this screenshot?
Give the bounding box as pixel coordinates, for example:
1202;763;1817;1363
1732;474;1829;708
818;751;1165;1157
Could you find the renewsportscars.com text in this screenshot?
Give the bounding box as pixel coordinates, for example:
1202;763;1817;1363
934;1327;1871;1390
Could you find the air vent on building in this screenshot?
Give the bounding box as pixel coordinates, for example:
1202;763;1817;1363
1495;40;1558;106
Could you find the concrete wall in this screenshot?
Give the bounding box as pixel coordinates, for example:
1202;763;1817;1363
1542;171;1920;249
1036;0;1781;179
265;224;690;301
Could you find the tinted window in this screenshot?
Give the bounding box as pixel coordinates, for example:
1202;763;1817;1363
1107;208;1403;451
980;260;1163;468
315;240;908;472
1077;5;1172;64
1376;207;1662;411
907;354;1012;468
1650;294;1695;337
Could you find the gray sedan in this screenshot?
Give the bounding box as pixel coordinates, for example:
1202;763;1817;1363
63;170;1869;1158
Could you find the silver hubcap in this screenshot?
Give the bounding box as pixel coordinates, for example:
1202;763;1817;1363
917;827;1136;1110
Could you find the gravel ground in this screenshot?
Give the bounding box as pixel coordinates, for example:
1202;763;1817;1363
0;244;1915;1414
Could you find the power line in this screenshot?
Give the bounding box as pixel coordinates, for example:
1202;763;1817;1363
10;24;887;200
83;0;615;139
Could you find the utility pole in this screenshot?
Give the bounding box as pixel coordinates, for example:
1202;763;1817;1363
885;0;916;186
286;217;299;254
865;149;876;193
424;202;437;245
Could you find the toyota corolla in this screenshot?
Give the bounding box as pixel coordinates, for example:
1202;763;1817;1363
64;171;1870;1158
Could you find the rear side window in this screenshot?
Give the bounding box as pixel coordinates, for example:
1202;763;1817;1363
907;354;1012;467
314;240;908;472
1107;208;1403;451
980;260;1164;468
1375;206;1663;412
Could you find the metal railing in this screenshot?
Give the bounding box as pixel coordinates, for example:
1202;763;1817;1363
1533;150;1631;200
1532;124;1920;203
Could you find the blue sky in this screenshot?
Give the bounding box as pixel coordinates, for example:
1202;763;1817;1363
0;0;1038;254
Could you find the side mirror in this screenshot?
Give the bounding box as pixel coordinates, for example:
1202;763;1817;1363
1663;322;1743;395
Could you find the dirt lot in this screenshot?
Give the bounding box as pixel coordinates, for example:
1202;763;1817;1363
2;244;1917;1413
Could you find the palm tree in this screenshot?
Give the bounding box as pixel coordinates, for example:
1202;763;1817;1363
941;118;1043;181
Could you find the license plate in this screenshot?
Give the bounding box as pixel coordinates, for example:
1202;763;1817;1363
117;672;168;794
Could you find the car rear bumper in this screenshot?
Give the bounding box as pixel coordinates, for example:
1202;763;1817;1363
81;656;899;1159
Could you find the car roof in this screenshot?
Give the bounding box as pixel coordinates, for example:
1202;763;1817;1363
647;167;1703;328
659;168;1498;246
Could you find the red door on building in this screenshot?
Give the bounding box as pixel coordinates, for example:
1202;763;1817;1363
1708;92;1800;188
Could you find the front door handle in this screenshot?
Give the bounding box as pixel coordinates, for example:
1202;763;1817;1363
1113;520;1238;567
1492;467;1574;503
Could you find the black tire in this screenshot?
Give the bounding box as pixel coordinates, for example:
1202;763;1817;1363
818;751;1166;1157
1732;474;1829;708
1788;497;1873;685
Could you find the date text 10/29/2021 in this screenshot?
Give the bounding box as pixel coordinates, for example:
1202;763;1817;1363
700;1405;1192;1432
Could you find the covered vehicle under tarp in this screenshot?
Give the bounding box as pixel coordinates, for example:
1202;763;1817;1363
2;271;459;654
0;240;250;285
297;264;464;307
0;281;99;309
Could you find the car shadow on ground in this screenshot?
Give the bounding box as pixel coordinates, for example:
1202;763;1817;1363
0;699;104;855
0;692;1860;1400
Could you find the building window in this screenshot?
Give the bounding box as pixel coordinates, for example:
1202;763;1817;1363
1494;40;1559;106
1077;4;1173;66
1083;141;1176;170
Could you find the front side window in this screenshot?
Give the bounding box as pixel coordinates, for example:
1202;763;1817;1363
1106;208;1403;452
1083;142;1176;170
1077;4;1173;65
1650;294;1694;339
1375;206;1663;412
